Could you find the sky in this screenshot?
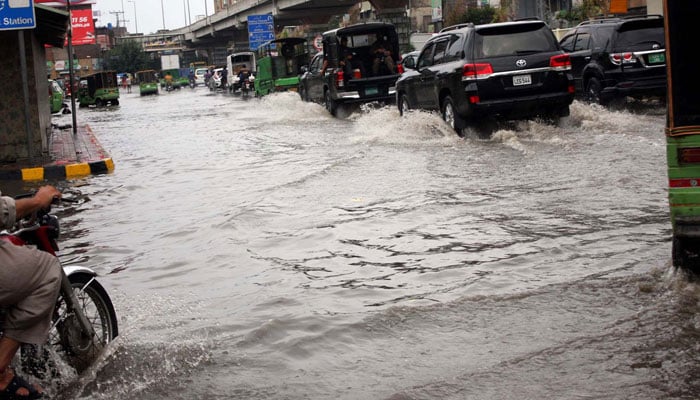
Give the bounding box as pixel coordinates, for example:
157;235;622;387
94;0;213;35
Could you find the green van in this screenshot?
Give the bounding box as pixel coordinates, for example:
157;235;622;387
78;71;120;107
254;37;308;97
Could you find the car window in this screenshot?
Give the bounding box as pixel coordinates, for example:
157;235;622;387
573;32;591;51
417;42;435;68
614;24;665;51
432;39;450;65
560;34;575;52
475;24;558;58
444;34;464;62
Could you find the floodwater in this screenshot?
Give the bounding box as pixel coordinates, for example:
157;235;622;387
34;86;700;399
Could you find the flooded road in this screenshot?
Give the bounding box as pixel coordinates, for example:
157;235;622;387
41;86;699;399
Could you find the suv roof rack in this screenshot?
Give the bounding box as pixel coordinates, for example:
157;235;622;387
513;17;541;21
579;14;663;26
439;22;474;33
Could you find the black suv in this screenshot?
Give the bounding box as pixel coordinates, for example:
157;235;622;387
396;20;574;134
559;15;666;105
299;22;401;116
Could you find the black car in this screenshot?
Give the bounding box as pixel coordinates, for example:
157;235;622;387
559;15;666;105
299;22;401;116
396;20;574;134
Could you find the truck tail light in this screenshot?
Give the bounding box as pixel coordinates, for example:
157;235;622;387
336;71;344;88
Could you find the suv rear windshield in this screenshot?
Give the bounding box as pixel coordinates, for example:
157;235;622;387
474;24;558;58
613;21;665;51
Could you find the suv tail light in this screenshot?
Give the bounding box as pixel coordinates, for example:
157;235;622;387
550;54;572;71
610;52;635;65
462;63;493;80
336;70;344;88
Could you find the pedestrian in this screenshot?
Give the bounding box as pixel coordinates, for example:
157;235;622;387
0;185;62;399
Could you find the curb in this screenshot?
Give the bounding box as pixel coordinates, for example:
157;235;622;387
0;124;115;181
0;158;115;181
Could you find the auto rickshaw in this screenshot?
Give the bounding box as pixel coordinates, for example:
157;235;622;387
77;71;120;107
160;69;182;90
665;0;700;275
136;69;159;96
48;79;65;114
254;37;309;97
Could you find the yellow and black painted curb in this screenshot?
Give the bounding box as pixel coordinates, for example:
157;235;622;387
0;158;115;181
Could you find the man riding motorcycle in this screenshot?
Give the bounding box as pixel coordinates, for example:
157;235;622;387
0;185;62;399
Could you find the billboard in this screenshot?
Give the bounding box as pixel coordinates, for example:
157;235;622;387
67;7;95;45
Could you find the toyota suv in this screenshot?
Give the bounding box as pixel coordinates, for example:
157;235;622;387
558;15;666;105
396;20;574;134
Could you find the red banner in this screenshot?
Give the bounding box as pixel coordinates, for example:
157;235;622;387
68;7;95;45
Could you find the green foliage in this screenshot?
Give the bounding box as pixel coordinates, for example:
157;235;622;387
102;40;151;74
556;0;608;23
445;5;498;27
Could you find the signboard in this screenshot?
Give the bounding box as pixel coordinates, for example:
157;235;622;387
68;7;95;45
247;14;274;51
609;0;627;14
0;0;36;30
431;0;442;22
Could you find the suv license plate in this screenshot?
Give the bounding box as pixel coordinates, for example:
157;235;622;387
365;87;378;96
513;75;532;86
648;53;665;64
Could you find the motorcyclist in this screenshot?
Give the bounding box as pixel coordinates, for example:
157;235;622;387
238;65;252;92
188;69;196;88
0;185;62;399
164;72;173;91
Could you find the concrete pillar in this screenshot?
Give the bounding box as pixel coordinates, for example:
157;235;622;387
0;31;51;165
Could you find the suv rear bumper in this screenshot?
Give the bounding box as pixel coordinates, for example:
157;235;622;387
601;75;666;100
462;91;574;119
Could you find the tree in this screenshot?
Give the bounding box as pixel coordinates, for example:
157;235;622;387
445;4;498;27
102;40;150;74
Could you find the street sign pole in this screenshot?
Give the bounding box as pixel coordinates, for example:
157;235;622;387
66;0;79;143
18;30;33;165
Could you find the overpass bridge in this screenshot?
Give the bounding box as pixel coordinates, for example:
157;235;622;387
120;0;410;65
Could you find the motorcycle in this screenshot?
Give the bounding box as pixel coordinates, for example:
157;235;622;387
0;196;118;379
241;79;251;97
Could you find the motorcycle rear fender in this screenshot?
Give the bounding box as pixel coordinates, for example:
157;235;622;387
62;265;97;278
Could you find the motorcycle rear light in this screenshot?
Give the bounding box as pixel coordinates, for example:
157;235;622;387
610;52;635;65
462;63;493;80
550;54;572;70
679;148;700;164
469;95;480;104
397;64;404;74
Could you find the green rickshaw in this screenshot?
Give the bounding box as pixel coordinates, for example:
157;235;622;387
160;68;182;90
136;69;159;96
254;37;309;97
77;71;120;107
48;79;65;114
